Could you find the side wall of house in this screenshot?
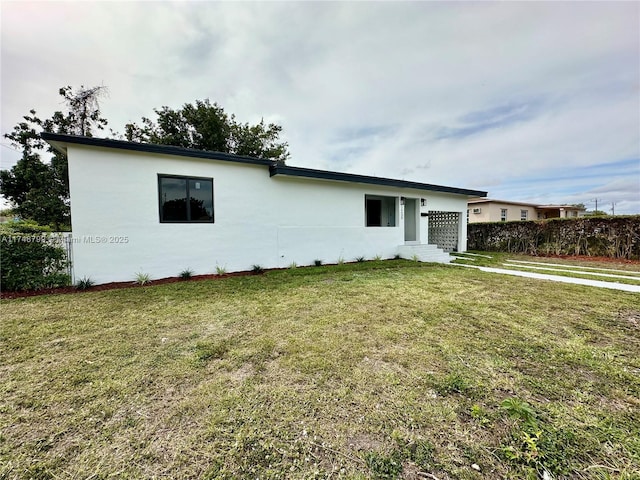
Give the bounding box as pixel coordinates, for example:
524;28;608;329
468;202;537;223
467;203;492;223
67;146;468;283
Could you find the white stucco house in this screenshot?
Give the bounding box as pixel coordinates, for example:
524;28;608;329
42;132;487;284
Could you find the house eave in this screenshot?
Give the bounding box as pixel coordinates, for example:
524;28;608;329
269;165;487;197
41;132;488;197
41;132;275;167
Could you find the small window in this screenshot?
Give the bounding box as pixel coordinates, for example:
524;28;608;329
520;210;528;221
365;195;396;227
500;209;507;222
158;175;214;223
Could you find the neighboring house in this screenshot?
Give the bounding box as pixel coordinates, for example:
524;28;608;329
467;198;586;223
42;132;486;284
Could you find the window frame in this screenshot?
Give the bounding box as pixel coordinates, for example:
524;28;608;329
158;174;215;224
365;194;397;227
520;209;528;221
500;208;508;222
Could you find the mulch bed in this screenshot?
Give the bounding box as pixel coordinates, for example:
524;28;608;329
0;271;255;300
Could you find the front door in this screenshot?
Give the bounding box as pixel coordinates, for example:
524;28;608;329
404;198;417;242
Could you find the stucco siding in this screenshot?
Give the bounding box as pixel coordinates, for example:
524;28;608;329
68;145;469;283
468;202;536;223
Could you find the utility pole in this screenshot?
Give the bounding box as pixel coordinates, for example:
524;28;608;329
592;198;600;213
611;202;616;216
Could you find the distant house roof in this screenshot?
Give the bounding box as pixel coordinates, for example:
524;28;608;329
42;132;487;197
538;204;586;210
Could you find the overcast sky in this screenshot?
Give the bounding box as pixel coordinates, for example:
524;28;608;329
2;1;639;213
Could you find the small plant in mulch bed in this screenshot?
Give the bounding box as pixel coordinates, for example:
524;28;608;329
356;256;366;263
394;254;401;259
179;269;193;280
314;259;323;266
288;262;297;269
134;272;151;285
251;265;264;274
75;277;95;290
215;265;227;275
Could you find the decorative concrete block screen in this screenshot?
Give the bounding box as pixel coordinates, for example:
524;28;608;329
428;211;460;252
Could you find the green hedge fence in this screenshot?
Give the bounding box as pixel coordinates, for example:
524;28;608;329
0;221;71;291
467;216;640;260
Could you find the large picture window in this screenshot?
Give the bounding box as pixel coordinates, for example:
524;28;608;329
365;195;396;227
158;175;214;223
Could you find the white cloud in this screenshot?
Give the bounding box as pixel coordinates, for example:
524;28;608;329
1;1;638;213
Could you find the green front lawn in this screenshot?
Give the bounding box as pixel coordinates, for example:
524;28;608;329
1;261;638;479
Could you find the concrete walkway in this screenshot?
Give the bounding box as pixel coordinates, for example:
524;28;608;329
455;264;640;293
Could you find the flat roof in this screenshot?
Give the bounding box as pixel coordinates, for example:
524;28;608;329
538;205;586;210
42;132;487;197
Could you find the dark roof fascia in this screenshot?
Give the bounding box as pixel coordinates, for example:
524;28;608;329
40;132;274;167
269;164;487;197
41;132;488;197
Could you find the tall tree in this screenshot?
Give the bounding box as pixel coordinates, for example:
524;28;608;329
0;86;108;229
125;99;289;163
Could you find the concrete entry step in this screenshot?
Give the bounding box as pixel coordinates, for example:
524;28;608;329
397;244;452;264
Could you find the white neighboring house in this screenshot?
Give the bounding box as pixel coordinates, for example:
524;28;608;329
43;133;487;284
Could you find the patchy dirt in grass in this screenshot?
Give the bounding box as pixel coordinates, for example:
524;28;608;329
401;461;432;480
347;433;384;452
228;363;255;384
620;310;640;329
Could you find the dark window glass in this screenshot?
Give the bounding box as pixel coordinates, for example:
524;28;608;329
159;175;214;223
189;179;214;221
365;195;396;227
366;198;382;226
160;177;188;221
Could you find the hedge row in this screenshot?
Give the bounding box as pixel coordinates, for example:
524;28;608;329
467;216;640;260
0;221;71;291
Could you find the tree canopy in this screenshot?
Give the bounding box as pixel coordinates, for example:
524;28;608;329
1;86;108;229
584;210;609;217
1;89;290;228
124;99;289;163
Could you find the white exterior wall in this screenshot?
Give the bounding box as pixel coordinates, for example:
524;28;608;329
67;145;469;284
